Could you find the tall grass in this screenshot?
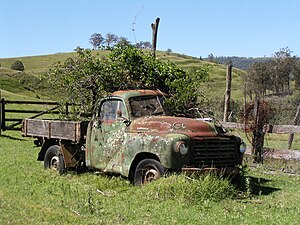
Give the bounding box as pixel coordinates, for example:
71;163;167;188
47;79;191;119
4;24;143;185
1;131;300;224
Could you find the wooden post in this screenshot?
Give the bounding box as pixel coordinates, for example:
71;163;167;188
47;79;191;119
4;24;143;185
151;17;160;57
0;93;2;135
251;96;265;163
1;98;5;132
288;103;300;149
223;64;232;122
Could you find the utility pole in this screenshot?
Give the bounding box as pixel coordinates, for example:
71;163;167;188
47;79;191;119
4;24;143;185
151;17;160;57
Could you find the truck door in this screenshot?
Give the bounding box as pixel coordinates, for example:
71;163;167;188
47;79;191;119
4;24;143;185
89;98;127;172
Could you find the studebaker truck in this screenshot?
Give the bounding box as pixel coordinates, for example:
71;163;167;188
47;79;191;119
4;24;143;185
22;90;246;185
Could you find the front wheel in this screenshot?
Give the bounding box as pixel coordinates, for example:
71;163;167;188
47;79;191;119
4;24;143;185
134;159;165;185
44;145;65;174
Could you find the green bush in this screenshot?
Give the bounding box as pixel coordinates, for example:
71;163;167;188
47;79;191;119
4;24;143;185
11;60;25;71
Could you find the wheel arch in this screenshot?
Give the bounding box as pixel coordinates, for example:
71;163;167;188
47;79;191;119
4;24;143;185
37;138;59;161
128;152;161;183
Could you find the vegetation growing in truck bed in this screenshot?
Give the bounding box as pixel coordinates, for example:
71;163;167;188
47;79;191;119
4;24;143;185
1;131;300;224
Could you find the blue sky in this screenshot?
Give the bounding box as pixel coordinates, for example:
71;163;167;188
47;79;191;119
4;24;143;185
1;0;300;58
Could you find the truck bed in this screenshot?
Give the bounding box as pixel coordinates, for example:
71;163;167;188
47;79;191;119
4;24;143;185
22;119;88;142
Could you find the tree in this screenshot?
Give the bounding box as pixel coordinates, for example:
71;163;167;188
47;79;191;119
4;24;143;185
117;36;130;46
11;60;25;71
47;44;210;118
89;33;104;50
104;33;118;48
293;61;300;90
246;47;298;96
135;41;152;49
207;53;215;62
166;48;172;53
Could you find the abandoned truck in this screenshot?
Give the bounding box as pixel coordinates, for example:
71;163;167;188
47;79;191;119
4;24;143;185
22;90;246;185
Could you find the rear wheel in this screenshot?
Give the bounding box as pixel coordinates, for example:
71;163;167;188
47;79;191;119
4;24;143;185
44;145;65;174
134;159;165;185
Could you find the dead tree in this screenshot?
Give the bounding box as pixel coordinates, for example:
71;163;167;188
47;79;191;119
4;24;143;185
151;18;160;57
223;64;232;122
288;103;300;149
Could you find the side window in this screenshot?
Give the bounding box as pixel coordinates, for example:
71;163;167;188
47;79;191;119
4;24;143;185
100;100;126;123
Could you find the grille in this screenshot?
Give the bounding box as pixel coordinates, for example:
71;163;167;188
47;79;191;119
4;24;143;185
192;138;238;167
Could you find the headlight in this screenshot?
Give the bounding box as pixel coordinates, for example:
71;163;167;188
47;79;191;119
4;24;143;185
175;141;189;155
239;142;246;154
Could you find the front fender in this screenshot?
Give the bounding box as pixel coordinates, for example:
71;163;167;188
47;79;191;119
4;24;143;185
122;132;191;176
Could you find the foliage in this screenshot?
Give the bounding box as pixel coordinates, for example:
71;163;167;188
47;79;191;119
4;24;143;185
104;33;118;48
213;56;270;70
117;36;130;46
166;48;172;53
245;47;299;97
47;44;210;118
11;60;25;71
89;33;104;50
135;41;152;49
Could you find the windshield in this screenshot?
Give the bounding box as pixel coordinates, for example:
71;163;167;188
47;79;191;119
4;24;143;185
129;95;169;118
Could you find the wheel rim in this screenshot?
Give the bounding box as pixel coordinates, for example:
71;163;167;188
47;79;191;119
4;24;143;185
50;156;60;171
143;168;160;183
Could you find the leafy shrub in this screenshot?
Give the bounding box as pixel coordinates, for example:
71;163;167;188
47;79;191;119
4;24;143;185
47;44;210;118
11;60;25;71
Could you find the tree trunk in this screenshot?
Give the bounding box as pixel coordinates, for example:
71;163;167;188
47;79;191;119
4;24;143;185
223;64;232;122
151;18;160;58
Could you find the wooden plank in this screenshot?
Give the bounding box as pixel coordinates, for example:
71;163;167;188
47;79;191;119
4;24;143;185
221;122;300;134
5;100;59;105
22;119;85;142
268;125;300;134
6;109;46;113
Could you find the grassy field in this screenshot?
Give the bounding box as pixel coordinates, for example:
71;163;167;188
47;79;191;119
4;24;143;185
1;50;300;224
0;130;300;224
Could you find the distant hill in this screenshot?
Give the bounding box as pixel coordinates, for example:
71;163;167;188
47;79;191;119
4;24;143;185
206;56;271;70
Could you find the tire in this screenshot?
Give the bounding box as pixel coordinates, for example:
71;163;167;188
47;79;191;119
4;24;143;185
44;145;65;174
134;159;165;185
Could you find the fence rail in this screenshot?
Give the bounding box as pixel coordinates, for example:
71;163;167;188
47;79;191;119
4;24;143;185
221;122;300;134
0;98;68;132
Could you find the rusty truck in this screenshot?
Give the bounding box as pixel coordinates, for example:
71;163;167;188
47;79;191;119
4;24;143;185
22;90;246;185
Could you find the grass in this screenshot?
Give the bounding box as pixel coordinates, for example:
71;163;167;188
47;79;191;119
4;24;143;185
1;50;299;223
1;130;300;224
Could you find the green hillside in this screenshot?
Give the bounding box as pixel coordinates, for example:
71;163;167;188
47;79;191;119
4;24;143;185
0;50;245;104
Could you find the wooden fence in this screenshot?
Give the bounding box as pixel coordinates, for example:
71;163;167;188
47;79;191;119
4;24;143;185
0;98;70;132
221;122;300;134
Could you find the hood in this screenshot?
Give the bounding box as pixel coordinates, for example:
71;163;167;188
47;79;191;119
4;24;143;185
129;116;218;137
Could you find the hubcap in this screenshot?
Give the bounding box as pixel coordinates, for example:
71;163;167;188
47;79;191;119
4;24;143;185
144;168;159;183
50;156;59;171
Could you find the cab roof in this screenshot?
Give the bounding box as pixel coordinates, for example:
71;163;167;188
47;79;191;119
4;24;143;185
111;90;167;99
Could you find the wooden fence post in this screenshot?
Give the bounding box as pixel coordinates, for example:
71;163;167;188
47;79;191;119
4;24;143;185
288;103;300;149
1;98;5;132
223;64;232;122
151;17;160;58
251;96;265;163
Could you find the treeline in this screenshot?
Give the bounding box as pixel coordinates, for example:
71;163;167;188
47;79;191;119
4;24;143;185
89;33;151;50
245;47;300;97
210;55;270;70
